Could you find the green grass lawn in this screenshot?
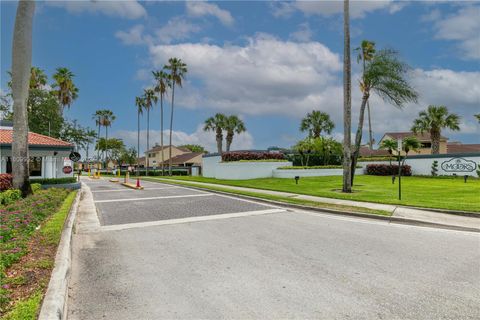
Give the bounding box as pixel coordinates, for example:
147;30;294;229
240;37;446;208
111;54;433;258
155;175;480;212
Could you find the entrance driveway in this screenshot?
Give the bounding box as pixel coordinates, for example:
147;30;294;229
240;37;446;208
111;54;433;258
68;177;480;319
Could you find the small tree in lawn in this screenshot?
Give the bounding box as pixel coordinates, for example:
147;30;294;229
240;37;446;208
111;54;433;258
294;138;315;167
379;138;397;166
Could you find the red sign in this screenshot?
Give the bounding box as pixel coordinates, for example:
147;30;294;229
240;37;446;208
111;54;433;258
63;166;73;174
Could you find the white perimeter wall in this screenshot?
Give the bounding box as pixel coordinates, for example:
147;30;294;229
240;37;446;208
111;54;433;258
273;168;364;178
359;154;480;177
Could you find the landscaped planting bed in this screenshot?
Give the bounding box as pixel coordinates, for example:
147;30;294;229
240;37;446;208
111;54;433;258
0;188;75;318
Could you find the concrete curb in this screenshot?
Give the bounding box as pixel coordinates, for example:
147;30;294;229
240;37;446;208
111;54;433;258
38;189;81;320
148;179;479;233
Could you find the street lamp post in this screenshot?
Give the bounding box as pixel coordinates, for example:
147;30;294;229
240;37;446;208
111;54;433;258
397;138;402;200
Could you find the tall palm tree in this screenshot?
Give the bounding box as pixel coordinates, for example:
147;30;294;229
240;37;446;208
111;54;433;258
224;115;246;152
92;110;106;165
411;105;460;154
100;110;115;167
474;113;479;123
342;0;352;193
351;49;418;184
300;110;334;138
204;113;227;154
29;66;47;90
143;88;158;176
52;67;78;116
164;57;187;175
11;0;35;197
153;70;171;176
355;40;376;149
135;96;145;176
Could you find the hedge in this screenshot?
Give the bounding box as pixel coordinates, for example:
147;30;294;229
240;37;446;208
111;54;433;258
30;177;77;185
365;164;412;176
222;152;285;162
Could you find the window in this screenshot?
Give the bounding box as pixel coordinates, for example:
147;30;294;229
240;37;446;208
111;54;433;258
29;157;42;177
149;153;155;158
421;142;431;148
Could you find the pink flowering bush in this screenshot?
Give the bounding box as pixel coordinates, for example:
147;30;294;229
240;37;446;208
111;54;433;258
222;151;285;162
0;174;12;192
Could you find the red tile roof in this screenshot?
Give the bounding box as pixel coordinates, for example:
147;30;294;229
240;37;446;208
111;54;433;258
160;152;203;165
0;129;73;147
359;146;390;157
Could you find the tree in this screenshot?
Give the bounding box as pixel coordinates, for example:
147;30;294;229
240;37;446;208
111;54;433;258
342;0;352;193
379;138;397;165
224;115;246;152
311;136;343;166
355;40;376;149
11;0;35;197
402;136;420;157
204;113;227;154
52;67;78;116
92;110;106;165
179;144;206;153
59;121;96;153
474;114;480;123
95;138;124;166
120;147;137;166
164;57;187;175
351;49;418;185
300;110;334;138
97;110;115;165
135;96;145;175
153;70;171;176
143;88;158;176
411;105;460;154
29;67;47;90
294;138;315;166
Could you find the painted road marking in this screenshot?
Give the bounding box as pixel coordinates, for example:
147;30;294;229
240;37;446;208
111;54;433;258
94;193;213;203
91;186;180;193
100;208;287;231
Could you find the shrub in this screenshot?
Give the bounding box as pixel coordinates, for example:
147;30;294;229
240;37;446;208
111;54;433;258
366;164;412;176
0;189;22;205
431;161;439;176
0;174;13;191
31;183;42;193
30;177;77;185
222;152;285;162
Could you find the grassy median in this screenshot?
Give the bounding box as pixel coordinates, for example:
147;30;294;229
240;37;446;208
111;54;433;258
149;175;480;213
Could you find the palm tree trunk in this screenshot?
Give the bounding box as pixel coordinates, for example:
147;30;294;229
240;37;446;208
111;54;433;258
169;82;175;176
160;94;165;176
146;108;150;176
105;125;108;171
367;101;373;149
351;92;369;185
97;122;101;166
216;128;223;154
342;0;352;193
12;0;35;197
226;132;233;152
430;129;441;154
137;110;140;177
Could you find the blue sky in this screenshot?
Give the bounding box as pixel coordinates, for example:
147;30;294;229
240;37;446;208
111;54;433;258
1;1;479;154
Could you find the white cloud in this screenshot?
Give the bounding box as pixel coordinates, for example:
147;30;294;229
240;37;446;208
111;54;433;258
271;0;406;19
46;0;146;19
115;24;146;45
289;23;313;42
186;1;234;26
430;5;480;60
115;125;253;154
154;17;201;44
148;34;342;117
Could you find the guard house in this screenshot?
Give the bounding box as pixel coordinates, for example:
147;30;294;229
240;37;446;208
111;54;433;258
0;121;74;179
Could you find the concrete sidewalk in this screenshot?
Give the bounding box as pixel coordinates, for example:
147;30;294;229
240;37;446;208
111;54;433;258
151;178;480;232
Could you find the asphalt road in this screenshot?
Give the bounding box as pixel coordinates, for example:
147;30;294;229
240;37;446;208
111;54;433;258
68;178;480;319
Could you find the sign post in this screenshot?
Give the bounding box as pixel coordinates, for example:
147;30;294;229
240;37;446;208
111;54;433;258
397;139;402;200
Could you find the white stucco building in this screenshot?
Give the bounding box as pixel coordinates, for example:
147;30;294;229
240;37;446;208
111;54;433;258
0;122;74;179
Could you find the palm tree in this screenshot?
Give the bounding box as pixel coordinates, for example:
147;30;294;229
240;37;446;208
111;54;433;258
204;113;227;154
11;0;35;197
300;110;334;138
474;114;480;123
52;67;78;116
411;105;460;154
153;70;171;176
379;138;397;165
135;96;145;176
402;136;420;158
143;88;158;176
351;49;418;184
342;0;352;193
29;66;47;90
224;115;246;152
355;40;376;149
100;110;115;167
92;110;106;165
164;57;187;175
